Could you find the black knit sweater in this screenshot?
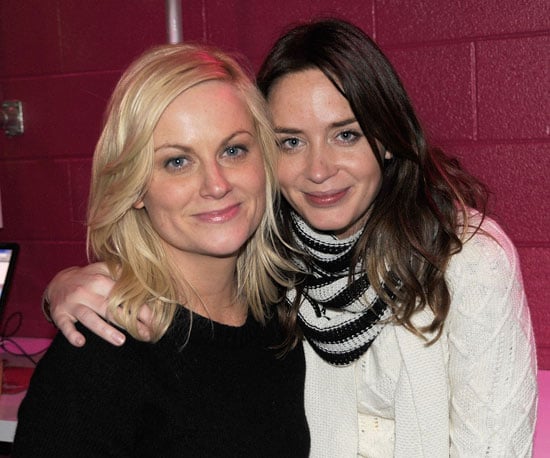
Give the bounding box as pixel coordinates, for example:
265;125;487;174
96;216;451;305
14;310;309;457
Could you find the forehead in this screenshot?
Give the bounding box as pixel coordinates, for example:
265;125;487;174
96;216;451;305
267;69;354;126
154;81;255;142
171;80;250;117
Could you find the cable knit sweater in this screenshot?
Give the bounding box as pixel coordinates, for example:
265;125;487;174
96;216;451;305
304;217;538;457
14;310;310;457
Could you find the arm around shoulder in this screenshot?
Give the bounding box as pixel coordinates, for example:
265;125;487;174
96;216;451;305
43;263;128;347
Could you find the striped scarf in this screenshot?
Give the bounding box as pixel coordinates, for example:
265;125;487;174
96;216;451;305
288;212;392;365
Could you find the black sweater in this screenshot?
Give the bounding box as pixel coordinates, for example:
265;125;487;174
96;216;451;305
14;310;309;457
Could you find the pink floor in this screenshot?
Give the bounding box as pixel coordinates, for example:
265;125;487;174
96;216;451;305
535;370;549;457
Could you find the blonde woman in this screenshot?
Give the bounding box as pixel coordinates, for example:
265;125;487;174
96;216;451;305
14;44;309;457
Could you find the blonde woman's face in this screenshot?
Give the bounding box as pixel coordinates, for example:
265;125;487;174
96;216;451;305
135;81;266;265
269;69;391;238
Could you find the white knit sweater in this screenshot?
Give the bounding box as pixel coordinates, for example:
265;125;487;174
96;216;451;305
304;217;538;457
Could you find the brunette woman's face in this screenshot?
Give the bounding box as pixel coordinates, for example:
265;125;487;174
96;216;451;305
268;69;391;237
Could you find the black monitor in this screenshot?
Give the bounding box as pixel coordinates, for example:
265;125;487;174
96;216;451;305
0;242;19;317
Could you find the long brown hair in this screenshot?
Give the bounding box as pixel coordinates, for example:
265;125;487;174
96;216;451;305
258;19;488;345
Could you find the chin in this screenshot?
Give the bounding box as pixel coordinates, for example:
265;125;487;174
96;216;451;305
304;216;351;232
304;208;368;236
204;235;253;256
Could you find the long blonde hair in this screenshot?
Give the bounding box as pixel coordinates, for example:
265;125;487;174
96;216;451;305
87;44;295;341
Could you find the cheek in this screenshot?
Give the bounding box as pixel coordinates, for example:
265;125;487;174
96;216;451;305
350;151;383;185
248;178;267;231
277;161;296;195
246;159;267;195
141;181;187;216
241;162;267;212
369;165;384;190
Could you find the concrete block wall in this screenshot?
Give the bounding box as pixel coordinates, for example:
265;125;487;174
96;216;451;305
0;0;548;367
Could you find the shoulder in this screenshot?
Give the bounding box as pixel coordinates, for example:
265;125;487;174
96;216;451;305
18;325;155;430
448;213;521;285
15;327;156;455
32;323;148;389
445;213;531;332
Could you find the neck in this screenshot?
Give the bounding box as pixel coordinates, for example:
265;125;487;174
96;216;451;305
171;252;247;326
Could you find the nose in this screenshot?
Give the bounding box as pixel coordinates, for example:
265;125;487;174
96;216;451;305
199;162;232;198
306;142;337;184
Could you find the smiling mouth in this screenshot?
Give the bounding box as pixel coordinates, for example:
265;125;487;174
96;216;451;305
195;204;241;223
304;189;349;206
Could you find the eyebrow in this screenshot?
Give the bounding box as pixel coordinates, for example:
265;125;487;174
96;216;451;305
154;129;254;152
274;117;358;134
154;143;191;153
273;127;302;135
331;117;358;128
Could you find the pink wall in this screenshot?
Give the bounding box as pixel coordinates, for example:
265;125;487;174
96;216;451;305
0;1;548;367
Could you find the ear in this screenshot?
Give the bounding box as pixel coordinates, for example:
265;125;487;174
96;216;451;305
376;140;392;162
133;199;145;209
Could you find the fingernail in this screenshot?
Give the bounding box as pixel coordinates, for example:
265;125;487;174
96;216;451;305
113;334;125;345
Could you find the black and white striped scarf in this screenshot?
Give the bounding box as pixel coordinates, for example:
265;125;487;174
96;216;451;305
288;212;392;365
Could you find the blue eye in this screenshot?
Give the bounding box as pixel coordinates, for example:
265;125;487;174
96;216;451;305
278;137;304;151
165;156;188;170
336;130;361;143
223;145;247;158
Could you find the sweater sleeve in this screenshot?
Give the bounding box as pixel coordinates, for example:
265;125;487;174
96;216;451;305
13;326;141;457
445;219;538;457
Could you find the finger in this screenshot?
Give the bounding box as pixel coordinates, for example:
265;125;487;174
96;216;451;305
136;320;152;342
48;288;108;329
136;304;153;341
55;315;87;347
77;306;126;346
137;304;153;326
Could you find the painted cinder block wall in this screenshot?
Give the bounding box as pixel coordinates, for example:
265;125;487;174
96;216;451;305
0;0;548;367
